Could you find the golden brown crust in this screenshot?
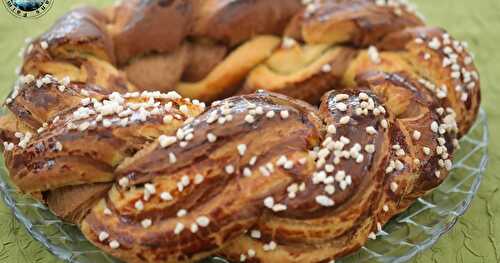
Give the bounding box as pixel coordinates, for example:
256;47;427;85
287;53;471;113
39;6;115;62
378;27;481;136
6;90;204;193
76;85;457;262
0;1;481;262
81;92;323;262
108;0;193;66
221;89;392;262
355;71;457;193
285;0;424;46
6;76;89;129
192;0;302;46
241;45;357;104
0;111;32;143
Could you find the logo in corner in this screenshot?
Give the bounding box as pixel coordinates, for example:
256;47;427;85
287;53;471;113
3;0;53;18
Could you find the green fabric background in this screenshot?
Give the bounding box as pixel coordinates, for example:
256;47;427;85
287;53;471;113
0;0;498;262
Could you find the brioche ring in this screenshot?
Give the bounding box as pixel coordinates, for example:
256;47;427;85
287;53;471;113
1;0;480;262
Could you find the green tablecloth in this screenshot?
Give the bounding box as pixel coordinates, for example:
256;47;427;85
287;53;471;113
0;0;498;262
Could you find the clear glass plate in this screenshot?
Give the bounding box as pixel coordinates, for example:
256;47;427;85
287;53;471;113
0;108;489;263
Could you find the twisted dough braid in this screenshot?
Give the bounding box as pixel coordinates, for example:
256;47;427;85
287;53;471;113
0;0;480;262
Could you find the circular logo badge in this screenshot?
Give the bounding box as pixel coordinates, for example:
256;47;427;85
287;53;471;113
3;0;53;18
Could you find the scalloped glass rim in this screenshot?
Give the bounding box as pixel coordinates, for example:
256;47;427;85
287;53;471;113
0;108;488;263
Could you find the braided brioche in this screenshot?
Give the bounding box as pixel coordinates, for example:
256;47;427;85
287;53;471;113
0;0;480;262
